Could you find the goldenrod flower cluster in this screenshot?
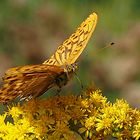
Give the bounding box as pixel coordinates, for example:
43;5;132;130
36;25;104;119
0;89;140;140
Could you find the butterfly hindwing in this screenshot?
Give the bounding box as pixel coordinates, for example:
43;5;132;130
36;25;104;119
0;65;64;103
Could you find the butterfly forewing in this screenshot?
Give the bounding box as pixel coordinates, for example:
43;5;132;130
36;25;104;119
43;12;97;66
0;65;64;103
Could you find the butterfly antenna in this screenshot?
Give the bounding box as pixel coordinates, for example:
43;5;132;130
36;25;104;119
94;42;115;54
74;72;84;90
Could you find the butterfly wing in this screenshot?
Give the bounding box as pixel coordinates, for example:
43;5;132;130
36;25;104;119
43;12;97;66
0;65;64;103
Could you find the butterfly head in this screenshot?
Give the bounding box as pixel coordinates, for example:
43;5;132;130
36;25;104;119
64;63;77;73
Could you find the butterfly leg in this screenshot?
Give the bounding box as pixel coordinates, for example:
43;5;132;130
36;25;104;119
54;87;61;96
73;71;84;90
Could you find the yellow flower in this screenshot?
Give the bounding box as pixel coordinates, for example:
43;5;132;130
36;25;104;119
8;105;24;121
133;121;140;140
113;99;132;129
88;89;108;108
96;117;113;135
81;99;89;108
85;116;95;129
0;88;140;139
48;121;78;140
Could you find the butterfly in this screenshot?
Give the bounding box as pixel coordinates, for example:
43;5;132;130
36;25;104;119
0;12;97;103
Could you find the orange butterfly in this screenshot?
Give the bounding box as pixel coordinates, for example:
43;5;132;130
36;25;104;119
0;12;97;103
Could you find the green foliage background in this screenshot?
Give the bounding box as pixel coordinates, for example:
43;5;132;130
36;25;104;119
0;0;140;107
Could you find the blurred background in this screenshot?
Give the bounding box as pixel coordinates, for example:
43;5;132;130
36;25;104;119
0;0;140;108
